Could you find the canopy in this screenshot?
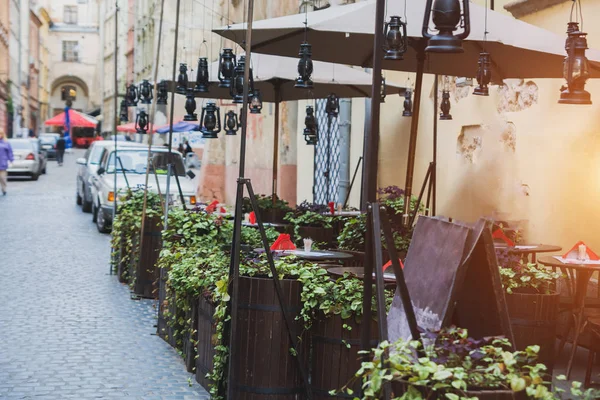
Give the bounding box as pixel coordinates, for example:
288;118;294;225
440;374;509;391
156;121;198;134
215;0;600;80
45;109;98;128
167;53;405;101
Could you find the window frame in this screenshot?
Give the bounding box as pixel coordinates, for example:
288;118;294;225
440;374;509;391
62;41;79;63
64;5;78;25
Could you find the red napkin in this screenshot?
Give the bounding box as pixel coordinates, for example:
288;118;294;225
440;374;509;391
563;241;600;260
328;202;335;215
270;234;296;251
383;259;404;272
492;229;515;247
220;206;226;213
249;211;256;224
206;200;219;213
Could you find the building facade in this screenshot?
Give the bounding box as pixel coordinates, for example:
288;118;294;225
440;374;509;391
0;0;9;134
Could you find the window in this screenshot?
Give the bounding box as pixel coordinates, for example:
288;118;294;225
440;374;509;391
77;0;88;3
61;85;77;101
64;5;78;24
62;41;79;62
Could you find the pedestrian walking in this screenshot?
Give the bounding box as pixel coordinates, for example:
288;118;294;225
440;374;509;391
184;140;192;155
0;129;14;195
177;143;185;154
56;133;66;166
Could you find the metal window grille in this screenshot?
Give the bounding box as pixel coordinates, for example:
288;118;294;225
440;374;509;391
313;99;341;205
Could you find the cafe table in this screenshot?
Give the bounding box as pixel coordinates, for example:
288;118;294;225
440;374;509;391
538;255;600;378
495;244;562;263
253;248;354;262
327;266;397;285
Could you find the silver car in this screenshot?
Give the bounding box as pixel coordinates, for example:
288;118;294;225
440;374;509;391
7;139;44;180
91;144;198;233
76;141;121;213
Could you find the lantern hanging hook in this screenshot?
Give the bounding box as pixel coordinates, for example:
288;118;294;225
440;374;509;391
570;0;584;29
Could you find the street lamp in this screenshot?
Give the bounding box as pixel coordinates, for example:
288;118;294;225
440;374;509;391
230;56;254;104
384;16;408;60
200;102;222;139
218;49;237;88
402;90;413;117
177;63;189;94
126;84;138;107
303;105;318;145
135;110;149;134
138;79;153;104
440;77;452;120
157;80;168;105
473;52;491;96
119;99;129;122
325;93;339;117
422;0;471;53
224;110;240;135
183;88;198;121
195;57;210;93
295;43;314;89
249;89;263;114
559;22;591;105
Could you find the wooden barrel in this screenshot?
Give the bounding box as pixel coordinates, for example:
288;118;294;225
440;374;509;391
506;291;559;373
232;276;306;399
183;296;198;373
391;381;526;399
196;295;217;390
134;216;162;299
310;314;378;399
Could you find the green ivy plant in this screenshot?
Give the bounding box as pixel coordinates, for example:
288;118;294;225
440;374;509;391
500;263;562;295
241;193;292;213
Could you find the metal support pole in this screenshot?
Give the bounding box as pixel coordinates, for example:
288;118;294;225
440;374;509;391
338;98;352;205
271;83;281;202
163;164;172;229
432;75;438;216
110;1;119;275
326;114;332;203
343;156;362;209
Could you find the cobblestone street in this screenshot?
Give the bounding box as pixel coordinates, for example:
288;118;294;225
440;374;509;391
0;150;208;399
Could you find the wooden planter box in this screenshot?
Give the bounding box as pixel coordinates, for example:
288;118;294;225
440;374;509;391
506;290;559;373
391;381;525;399
116;229;129;283
260;208;289;224
182;295;198;374
196;295;217;390
298;226;335;248
232;275;307;399
133;216;162;299
158;289;178;348
310;314;378;399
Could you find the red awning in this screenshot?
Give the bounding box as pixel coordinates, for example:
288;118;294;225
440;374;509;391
44;109;98;128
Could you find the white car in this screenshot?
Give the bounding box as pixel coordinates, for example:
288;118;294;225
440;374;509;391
7;139;44;180
91;143;197;233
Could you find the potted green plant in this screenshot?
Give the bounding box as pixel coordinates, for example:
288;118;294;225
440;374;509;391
242;193;292;224
344;326;599;400
285;201;336;248
499;262;562;372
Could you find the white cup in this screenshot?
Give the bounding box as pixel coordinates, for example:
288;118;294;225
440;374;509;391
303;238;313;253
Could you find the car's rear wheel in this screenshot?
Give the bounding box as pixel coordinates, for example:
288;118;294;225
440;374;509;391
42;167;46;174
30;173;39;181
76;192;83;205
92;202;98;223
81;184;92;212
96;207;110;233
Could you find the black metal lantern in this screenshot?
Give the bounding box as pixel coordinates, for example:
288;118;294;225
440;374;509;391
402;90;413;117
218;48;237;88
295;42;314;89
230;56;254;104
224;110;240;135
380;76;387;103
384;16;408;60
135;110;149;134
559;22;592;105
157;80;168;105
473;52;491;96
303;105;318;145
440;78;452;120
119;99;129;122
195;57;209;93
325;93;339;117
183;89;198;121
199;102;222;139
126;84;138;107
422;0;471;53
176;63;189;94
138;79;153;104
249;89;263;114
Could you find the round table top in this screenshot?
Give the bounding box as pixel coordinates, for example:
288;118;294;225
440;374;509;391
253;248;354;261
242;222;289;228
538;255;600;271
327;267;397;283
494;244;562;254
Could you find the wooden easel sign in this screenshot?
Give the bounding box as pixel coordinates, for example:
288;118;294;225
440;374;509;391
387;217;514;345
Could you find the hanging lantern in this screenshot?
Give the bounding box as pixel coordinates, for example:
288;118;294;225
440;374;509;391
218;48;237;88
183;89;198;121
224;110;240;135
325;93;339;117
126;84;138;107
135;110;149;134
440;78;452;120
422;0;471;53
199;102;222;139
249;89;263;114
230;56;254;104
559;22;591;105
295;43;314;89
157;80;168;105
473;52;491;96
138;79;153;105
119;99;129;122
380;76;387;103
303;105;318;145
384;16;408;60
176;63;189;94
195;57;209;93
402;90;413;117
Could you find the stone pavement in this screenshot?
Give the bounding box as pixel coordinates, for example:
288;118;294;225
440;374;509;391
0;150;209;399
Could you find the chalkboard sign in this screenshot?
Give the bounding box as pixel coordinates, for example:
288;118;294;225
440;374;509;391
387;217;514;345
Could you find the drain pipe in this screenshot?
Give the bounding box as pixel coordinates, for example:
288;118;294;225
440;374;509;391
338;98;352;205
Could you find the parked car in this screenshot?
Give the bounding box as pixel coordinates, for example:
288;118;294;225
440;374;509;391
39;133;60;160
30;139;48;175
76;140;133;213
7;139;44;180
91;144;197;233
